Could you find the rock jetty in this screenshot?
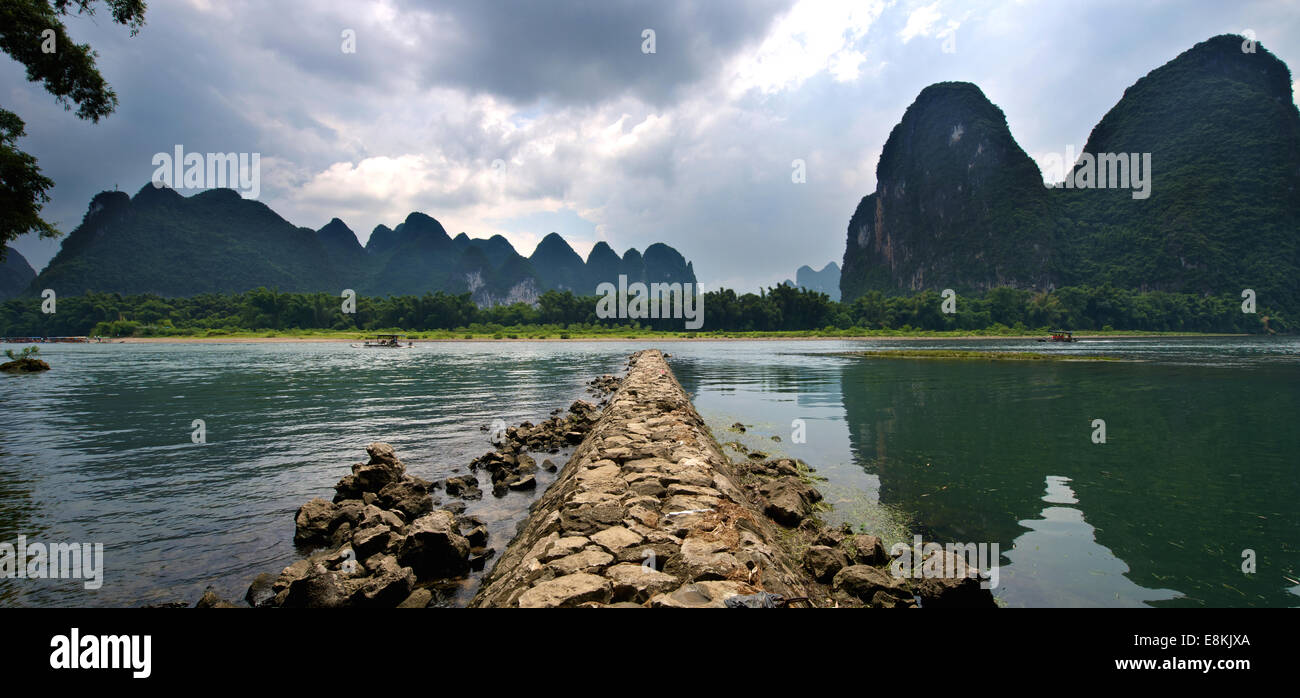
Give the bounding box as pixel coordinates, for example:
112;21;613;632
472;349;997;608
471;349;818;608
190;350;996;609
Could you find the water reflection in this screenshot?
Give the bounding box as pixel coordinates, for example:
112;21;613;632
834;345;1300;608
998;476;1182;607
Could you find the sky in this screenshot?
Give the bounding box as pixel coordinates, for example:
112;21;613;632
4;0;1299;292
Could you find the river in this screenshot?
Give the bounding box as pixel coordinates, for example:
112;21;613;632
1;337;1296;607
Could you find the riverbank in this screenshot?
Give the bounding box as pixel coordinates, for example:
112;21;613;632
840;350;1123;361
92;331;1245;344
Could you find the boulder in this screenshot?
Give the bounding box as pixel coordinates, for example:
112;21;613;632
282;568;351;608
463;524;489;549
758;477;822;527
293;498;338;545
517;573;612;608
366;442;397;462
445;476;482;500
377;478;433;519
397;511;471;579
803;545;849;583
352;524;394;560
244;573;277;608
845;534;889;566
914;551;997;608
349;556;416;607
832;565;909;603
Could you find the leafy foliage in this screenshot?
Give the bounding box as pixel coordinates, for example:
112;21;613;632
0;285;1281;338
0;0;147;248
3;345;40;361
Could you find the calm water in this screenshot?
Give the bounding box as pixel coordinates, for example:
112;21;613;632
1;337;1296;607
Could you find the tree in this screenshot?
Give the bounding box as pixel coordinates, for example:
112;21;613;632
0;0;147;259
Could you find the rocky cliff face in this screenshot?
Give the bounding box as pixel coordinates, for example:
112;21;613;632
841;82;1059;303
841;37;1300;313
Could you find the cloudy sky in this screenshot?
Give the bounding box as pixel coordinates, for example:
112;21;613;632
4;0;1299;291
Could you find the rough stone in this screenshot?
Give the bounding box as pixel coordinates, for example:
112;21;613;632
517;573;612;608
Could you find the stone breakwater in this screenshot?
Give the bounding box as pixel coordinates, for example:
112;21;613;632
472;349;818;608
185;350;995;609
472;349;998;608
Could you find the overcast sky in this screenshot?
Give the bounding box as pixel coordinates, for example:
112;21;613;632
4;0;1299;291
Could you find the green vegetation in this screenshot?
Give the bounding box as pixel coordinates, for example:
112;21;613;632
841;350;1120;361
1058;35;1300;315
3;345;40;361
0;282;1281;338
0;1;147;252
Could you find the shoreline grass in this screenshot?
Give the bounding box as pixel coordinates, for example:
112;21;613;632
61;327;1252;343
838;349;1124;361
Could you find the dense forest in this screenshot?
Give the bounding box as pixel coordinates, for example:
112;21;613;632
0;284;1281;338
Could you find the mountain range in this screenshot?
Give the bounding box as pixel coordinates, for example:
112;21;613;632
19;185;695;305
0;247;36;300
841;35;1300;314
781;262;841;301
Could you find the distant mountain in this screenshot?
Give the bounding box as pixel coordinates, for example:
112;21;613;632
643;243;696;286
620;248;646;285
365;224;398;256
841;36;1300;314
28;184;697;305
32;185;341;296
317;218;367;275
783;262;840;301
366;212;459;296
585;241;623;290
529;232;588;293
0;247;36;300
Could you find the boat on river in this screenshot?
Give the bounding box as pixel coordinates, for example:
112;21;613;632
1036;330;1077;343
351;334;414;348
